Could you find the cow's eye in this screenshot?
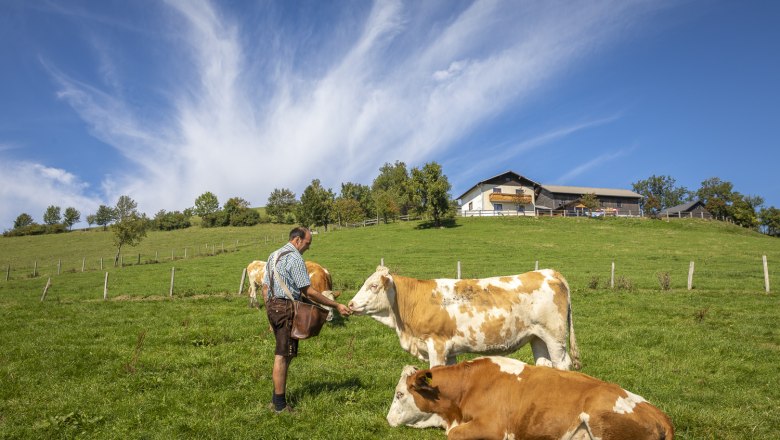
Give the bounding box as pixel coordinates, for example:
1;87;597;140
370;283;378;292
395;391;404;400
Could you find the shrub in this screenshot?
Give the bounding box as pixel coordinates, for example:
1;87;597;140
657;272;672;290
588;276;600;289
615;276;635;291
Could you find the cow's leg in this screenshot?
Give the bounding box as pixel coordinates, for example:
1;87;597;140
445;354;457;365
426;339;448;367
531;336;553;368
248;282;258;308
447;420;502;440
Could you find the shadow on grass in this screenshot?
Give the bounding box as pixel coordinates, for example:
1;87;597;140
290;377;364;402
414;218;461;230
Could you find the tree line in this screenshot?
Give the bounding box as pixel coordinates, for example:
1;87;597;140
631;175;779;236
3;160;453;237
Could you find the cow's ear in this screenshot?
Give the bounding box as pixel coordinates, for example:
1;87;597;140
380;274;391;287
412;371;435;393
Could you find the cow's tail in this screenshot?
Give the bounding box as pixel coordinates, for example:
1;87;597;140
560;273;582;370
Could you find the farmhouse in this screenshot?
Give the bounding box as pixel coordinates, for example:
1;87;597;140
457;171;643;217
658;200;713;219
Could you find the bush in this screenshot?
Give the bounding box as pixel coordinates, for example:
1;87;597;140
152;211;191;231
588;276;600;289
657;272;672;290
229;208;260;226
615;276;635;291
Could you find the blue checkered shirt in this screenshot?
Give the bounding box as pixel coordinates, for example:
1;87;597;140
263;242;310;301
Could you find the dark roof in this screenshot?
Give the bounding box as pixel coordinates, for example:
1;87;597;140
541;184;642;199
456;171;541;200
659;200;706;214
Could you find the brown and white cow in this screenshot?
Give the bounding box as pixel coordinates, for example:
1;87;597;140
390;357;674;440
246;260;339;319
348;266;580;369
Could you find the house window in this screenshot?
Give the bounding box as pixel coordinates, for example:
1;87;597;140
617;201;623;208
516;189;524;194
494;204;503;211
468;202;473;210
493;187;502;193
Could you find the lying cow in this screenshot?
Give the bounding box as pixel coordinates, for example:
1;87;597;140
247;260;340;319
390;357;674;440
349;266;580;369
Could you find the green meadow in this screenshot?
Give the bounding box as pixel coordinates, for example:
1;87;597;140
1;217;779;439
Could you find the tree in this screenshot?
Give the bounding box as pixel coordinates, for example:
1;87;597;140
410;162;452;227
111;213;149;266
13;213;34;229
372;189;399;224
86;214;96;229
115;195;138;222
759;207;780;236
152;210;191;231
63;207;81;230
43;205;62;225
580;193;599;216
696;177;734;220
339;182;373;219
372;161;413;216
332;198;365;225
631;175;692;216
223;197;259;226
297;179;335;230
193;191;220;218
266;188;298;223
730;193;763;229
94;205;117;230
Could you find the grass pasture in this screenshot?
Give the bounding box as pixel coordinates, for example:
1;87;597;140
1;217;779;439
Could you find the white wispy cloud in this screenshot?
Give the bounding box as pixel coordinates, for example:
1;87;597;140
0;161;101;228
555;146;635;184
5;0;666;229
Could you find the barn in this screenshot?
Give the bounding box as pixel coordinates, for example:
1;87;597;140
658;200;713;219
457;171;643;217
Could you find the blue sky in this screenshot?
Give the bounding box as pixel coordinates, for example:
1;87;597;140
1;0;778;229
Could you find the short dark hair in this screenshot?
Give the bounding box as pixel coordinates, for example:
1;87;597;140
289;226;309;241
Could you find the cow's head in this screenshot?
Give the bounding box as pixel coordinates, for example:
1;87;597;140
348;266;395;315
387;365;447;429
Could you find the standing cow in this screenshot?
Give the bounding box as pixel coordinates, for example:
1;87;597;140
349;266;580;369
389;357;674;440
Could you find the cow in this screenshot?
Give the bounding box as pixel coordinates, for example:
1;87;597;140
246;260;340;319
348;266;580;370
389;357;674;440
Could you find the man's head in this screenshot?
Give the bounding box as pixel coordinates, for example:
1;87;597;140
289;227;312;254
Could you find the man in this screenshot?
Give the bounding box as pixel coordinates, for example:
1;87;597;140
261;226;351;413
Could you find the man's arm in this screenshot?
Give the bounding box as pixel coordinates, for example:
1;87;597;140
302;285;351;316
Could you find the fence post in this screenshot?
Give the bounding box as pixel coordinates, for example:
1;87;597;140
103;272;109;300
57;259;61;275
239;268;247;295
381;258;384;267
82;257;86;272
33;261;37;278
5;264;9;281
688;261;695;290
41;277;52;302
100;257;104;271
457;261;461;279
184;248;187;259
169;267;175;297
610;262;615;289
138;253;141;265
535;261;539;271
764;255;770;294
172;249;175;261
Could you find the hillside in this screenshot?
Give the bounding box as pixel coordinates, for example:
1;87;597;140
1;217;779;439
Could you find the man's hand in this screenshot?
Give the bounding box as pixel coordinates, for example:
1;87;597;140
335;303;352;317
